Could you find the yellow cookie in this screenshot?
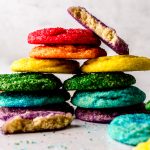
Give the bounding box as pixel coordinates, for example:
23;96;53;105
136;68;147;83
133;139;150;150
11;58;80;74
81;55;150;72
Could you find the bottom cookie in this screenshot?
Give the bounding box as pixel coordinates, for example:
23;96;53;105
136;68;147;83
75;104;149;123
0;103;74;134
2;112;73;134
0;102;74;121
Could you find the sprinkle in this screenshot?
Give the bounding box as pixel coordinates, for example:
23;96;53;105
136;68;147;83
26;140;30;144
31;141;36;144
48;145;54;149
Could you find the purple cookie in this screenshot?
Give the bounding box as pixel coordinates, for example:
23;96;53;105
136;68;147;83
0;102;74;121
68;6;129;55
75;103;149;123
0;103;74;134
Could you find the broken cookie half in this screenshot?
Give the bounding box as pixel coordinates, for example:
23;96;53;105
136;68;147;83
0;104;74;134
68;6;129;55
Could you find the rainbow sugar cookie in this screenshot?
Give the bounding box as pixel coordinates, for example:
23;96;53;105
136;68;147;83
81;55;150;72
11;58;80;74
28;27;101;45
0;73;62;92
2;111;73;134
63;72;136;90
30;45;106;59
75;104;148;123
0;102;74;134
0;90;70;107
68;6;129;55
108;114;150;146
71;86;146;108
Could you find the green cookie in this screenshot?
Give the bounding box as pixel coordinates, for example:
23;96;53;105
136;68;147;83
0;73;62;92
145;101;150;111
63;72;136;90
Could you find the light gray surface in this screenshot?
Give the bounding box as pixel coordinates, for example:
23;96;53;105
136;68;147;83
0;0;150;150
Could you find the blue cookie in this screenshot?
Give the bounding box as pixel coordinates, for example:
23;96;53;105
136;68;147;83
71;86;146;108
0;90;70;107
108;114;150;146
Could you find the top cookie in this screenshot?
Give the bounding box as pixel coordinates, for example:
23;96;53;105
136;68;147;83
68;6;129;55
28;27;101;45
81;55;150;72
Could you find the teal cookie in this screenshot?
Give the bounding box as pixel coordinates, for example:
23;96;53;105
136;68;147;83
108;114;150;146
0;90;70;107
71;86;146;108
0;73;62;92
63;72;136;90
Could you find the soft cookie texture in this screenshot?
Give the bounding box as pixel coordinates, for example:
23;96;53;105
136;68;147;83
75;104;148;123
81;55;150;72
1;112;73;134
30;45;107;59
0;90;70;107
28;27;101;45
0;73;62;92
68;6;129;55
11;58;80;74
133;139;150;150
71;86;146;108
108;114;150;146
0;102;74;121
63;72;136;90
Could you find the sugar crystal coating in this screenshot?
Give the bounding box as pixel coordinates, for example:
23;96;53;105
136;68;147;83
63;72;136;90
0;90;70;107
0;73;62;92
75;104;148;123
30;45;106;59
71;86;146;108
28;27;101;45
108;114;150;145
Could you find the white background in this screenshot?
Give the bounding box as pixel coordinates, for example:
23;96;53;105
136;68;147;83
0;0;150;150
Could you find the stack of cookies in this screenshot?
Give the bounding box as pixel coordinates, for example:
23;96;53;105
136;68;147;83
0;73;74;134
1;27;106;134
67;6;150;148
63;6;150;123
64;57;150;123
